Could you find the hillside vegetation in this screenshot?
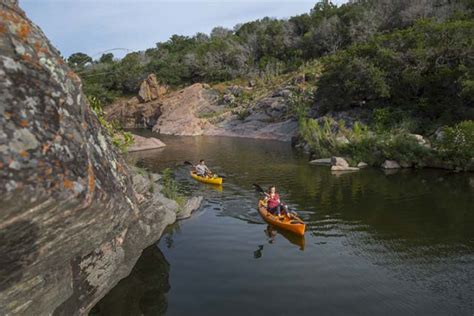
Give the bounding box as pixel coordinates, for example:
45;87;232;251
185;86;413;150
71;0;474;170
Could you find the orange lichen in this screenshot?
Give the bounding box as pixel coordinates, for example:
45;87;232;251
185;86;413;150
88;164;95;194
42;143;51;154
66;71;81;83
19;119;28;127
19;150;29;158
0;22;6;34
63;179;73;190
17;22;30;40
116;163;124;174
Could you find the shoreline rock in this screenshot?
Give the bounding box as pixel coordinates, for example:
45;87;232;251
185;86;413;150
128;134;166;152
310;158;332;165
330;156;360;171
381;160;401;169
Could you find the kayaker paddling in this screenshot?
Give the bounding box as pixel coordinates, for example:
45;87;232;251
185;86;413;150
264;185;290;218
195;159;212;177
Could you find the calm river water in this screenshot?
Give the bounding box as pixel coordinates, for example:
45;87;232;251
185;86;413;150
91;134;474;316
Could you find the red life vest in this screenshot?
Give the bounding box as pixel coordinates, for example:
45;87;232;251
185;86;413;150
267;193;280;209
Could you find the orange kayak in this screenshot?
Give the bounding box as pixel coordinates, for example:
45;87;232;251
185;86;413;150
258;200;305;236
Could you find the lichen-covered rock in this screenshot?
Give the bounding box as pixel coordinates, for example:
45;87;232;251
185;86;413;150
0;3;178;315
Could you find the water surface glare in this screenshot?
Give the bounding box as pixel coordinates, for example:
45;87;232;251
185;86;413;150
92;134;474;316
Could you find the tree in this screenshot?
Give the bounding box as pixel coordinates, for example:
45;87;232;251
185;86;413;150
99;53;114;64
67;52;92;70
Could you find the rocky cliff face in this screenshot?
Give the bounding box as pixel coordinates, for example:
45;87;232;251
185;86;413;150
0;2;186;314
107;80;298;142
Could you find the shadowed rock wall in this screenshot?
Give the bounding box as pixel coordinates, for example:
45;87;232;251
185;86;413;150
0;2;178;314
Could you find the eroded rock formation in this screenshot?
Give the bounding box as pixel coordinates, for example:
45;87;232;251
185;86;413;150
0;2;195;315
138;74;168;103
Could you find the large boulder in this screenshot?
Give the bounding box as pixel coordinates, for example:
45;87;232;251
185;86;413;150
105;97;162;129
381;160;401;169
128;134;166;152
409;134;430;148
138;74;168;103
0;3;178;315
330;157;359;171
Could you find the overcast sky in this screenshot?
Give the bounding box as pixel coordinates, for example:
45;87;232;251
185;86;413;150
21;0;348;59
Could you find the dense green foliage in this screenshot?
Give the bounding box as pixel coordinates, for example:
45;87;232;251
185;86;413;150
72;0;473;105
72;0;473;169
300;117;474;170
316;19;474;131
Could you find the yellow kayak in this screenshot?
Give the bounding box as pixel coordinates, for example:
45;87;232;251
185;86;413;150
190;171;223;185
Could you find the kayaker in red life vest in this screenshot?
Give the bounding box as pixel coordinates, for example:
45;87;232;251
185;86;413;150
264;185;289;217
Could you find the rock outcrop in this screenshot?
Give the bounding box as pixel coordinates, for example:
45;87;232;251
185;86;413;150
128;134;166;152
138;74;168;103
381;160;401;169
330;157;359;171
105;97;162;129
0;3;199;315
151;83;298;141
152;83;219;135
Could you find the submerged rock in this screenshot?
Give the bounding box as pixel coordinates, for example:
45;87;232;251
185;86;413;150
310;158;332;165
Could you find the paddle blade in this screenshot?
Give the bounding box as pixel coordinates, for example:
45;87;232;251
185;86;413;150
184;161;193;166
252;183;265;194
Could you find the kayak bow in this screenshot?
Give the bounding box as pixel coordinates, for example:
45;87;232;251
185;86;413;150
258;200;305;236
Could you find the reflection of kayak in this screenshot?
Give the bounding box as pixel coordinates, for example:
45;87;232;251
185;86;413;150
190;171;223;185
266;225;305;250
258;200;305;236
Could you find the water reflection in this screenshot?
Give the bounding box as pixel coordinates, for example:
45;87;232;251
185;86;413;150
265;225;305;251
116;133;474;315
90;245;170;316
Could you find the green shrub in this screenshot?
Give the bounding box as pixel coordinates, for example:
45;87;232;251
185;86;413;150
436;120;474;168
87;96;134;152
161;168;186;207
